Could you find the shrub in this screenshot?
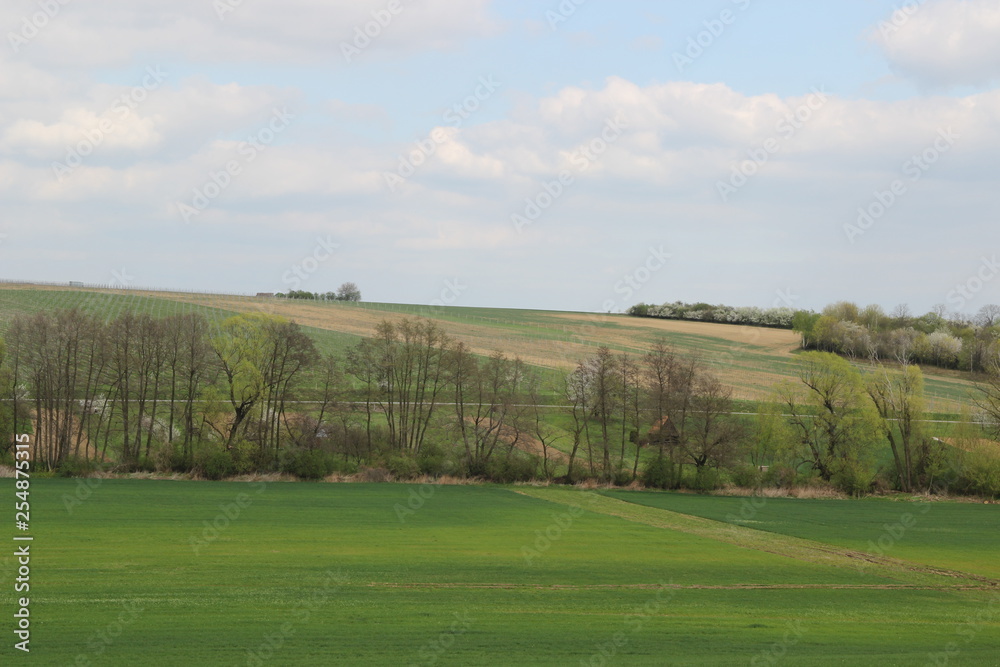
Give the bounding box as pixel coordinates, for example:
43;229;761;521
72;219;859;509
417;443;455;477
689;466;722;492
832;459;873;497
487;455;538;483
728;465;764;489
198;449;235;481
956;444;1000;498
168;447;192;473
764;464;797;488
280;448;337;480
641;456;677;490
384;454;420;480
57;456;101;478
612;468;635;487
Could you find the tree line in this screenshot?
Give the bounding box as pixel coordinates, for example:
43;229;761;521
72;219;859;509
793;301;1000;372
629;301;797;328
279;281;361;302
1;308;999;497
631;299;1000;374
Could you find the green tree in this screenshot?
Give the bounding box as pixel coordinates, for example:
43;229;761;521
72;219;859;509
865;364;925;492
212;313;317;452
336;282;361;302
778;352;881;492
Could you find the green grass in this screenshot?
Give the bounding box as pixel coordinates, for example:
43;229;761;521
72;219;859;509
5;480;998;665
605;489;1000;579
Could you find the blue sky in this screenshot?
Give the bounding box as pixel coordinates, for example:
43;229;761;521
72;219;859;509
2;0;999;316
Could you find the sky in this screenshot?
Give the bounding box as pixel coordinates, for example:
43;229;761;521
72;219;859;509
1;0;999;316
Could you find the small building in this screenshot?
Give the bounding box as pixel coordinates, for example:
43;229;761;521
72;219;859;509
646;415;680;448
256;292;275;298
69;281;85;287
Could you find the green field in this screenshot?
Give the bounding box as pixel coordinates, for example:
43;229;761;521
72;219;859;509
0;283;981;414
5;479;998;665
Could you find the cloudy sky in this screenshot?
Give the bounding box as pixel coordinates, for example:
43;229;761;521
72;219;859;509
1;0;999;315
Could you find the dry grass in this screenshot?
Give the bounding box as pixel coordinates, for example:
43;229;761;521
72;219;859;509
547;313;800;356
940;437;1000;454
712;485;847;500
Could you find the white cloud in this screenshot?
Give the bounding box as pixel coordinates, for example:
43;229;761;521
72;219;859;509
871;0;1000;88
1;0;501;69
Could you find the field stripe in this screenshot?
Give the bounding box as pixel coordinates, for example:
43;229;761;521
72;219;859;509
510;487;1000;590
362;582;996;591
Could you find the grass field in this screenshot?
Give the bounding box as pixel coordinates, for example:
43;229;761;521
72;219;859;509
0;283;981;413
5;479;998;665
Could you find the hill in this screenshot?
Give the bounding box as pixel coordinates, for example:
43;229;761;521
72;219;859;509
0;282;978;412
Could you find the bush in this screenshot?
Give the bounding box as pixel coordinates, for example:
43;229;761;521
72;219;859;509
417;443;455;477
198;449;235;481
487;455;538;483
641;456;677;490
57;456;101;478
728;465;764;489
168;447;192;473
832;459;873;497
689;466;722;492
956;445;1000;498
762;464;797;488
384;454;420;480
611;467;635;486
280;448;337;480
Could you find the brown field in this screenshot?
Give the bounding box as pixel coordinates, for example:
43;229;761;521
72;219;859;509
547;312;801;356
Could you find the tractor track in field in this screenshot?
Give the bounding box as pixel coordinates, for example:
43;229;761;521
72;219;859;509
510;488;1000;591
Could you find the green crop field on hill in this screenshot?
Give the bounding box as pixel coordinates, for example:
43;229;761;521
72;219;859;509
0;283;980;413
4;480;997;665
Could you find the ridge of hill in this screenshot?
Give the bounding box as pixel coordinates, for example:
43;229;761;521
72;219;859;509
0;282;976;411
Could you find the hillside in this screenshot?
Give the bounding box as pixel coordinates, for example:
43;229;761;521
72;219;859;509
0;282;977;411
